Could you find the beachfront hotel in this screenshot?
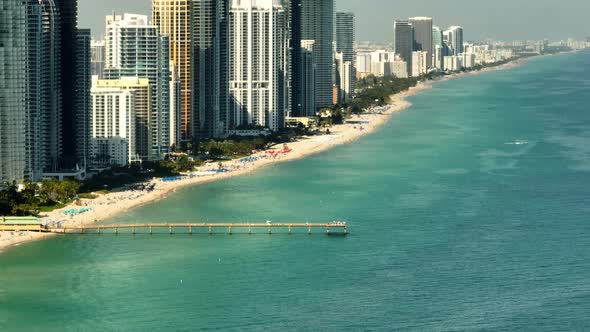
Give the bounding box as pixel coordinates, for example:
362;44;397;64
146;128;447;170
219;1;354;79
228;0;288;131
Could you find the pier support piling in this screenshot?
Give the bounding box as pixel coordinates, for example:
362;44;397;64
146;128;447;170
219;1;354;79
44;222;348;237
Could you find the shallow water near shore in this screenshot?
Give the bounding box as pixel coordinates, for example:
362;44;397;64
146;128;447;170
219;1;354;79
2;51;590;331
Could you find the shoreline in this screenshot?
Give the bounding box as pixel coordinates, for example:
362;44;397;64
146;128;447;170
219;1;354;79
0;55;539;253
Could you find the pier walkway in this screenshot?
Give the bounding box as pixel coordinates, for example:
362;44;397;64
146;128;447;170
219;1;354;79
1;222;348;236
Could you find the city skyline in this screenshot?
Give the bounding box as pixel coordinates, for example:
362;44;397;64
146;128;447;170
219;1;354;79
79;0;590;41
2;0;588;184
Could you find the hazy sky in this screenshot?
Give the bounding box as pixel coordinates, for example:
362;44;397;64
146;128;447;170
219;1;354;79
80;0;589;42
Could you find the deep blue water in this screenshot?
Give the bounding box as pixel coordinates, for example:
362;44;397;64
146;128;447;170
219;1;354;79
1;51;590;331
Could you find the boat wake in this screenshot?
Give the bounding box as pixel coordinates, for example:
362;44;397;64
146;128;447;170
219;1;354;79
505;140;529;146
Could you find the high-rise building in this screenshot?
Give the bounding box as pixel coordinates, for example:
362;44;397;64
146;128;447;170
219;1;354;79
369;50;395;77
443;55;462;71
432;26;444;69
335;12;355;102
104;13;170;160
300;40;316;116
433;45;443;69
76;29;92;170
411;51;428;77
35;0;63;178
393;20;413;74
0;0;28;182
408;17;433;68
169;62;181;148
432;26;443;48
335;12;355;65
191;0;230;138
90;77;151;168
228;0;288;131
55;0;83;169
335;52;353;103
289;0;303;117
391;59;408;78
462;53;476;68
1;0;89;182
301;0;334;109
91;40;106;78
356;53;372;74
444;26;464;55
152;0;192;141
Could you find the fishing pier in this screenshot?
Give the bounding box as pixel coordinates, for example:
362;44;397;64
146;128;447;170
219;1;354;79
0;219;348;236
51;222;347;236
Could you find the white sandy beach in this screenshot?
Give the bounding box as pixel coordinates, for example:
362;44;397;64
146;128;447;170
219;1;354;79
39;84;426;225
0;56;534;252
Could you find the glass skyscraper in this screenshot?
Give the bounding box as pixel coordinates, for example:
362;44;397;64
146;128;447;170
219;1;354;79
301;0;334;109
191;0;230;138
409;17;433;68
394;20;414;74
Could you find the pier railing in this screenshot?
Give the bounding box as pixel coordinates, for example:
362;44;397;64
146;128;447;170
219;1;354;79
37;222;348;236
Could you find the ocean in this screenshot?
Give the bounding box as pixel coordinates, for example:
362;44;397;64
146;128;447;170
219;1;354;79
1;51;589;331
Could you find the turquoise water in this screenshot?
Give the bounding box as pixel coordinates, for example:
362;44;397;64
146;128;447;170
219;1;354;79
2;51;590;331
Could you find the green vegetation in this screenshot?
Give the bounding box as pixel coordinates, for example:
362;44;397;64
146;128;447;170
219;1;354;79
318;75;418;124
79;157;203;193
188;133;293;159
0;180;80;216
349;75;419;112
318;107;346;127
200;138;268;158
